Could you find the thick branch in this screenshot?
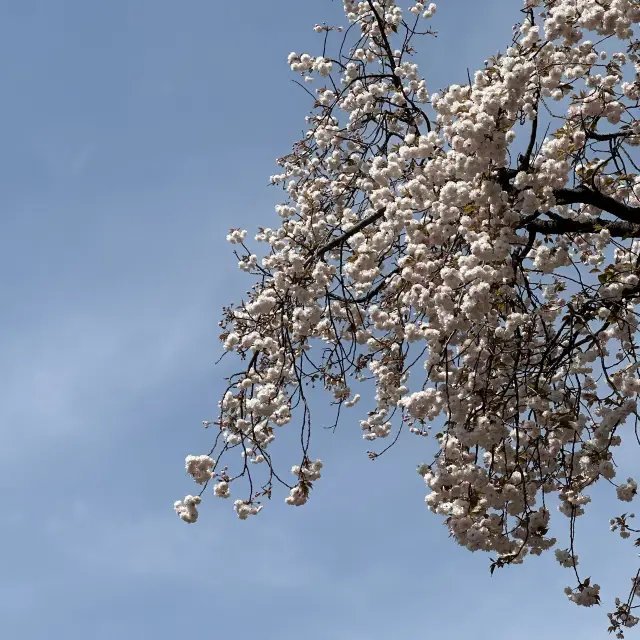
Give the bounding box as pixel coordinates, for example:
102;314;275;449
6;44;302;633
519;93;539;171
497;171;640;225
554;186;640;224
313;185;640;265
523;215;640;237
586;129;633;142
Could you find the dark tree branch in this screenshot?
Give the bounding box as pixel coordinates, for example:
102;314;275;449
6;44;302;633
586;129;634;142
555;185;640;224
314;208;386;260
313;183;640;265
519;92;539;171
522;215;640;237
326;267;401;304
365;0;402;91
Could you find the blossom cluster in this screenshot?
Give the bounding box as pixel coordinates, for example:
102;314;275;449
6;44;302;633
177;0;640;630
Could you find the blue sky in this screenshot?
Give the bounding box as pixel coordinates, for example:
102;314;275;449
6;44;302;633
0;1;636;638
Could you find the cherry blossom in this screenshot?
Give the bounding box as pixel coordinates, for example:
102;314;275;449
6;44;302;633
176;0;640;632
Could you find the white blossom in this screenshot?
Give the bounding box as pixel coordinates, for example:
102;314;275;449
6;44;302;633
177;0;640;630
174;495;201;524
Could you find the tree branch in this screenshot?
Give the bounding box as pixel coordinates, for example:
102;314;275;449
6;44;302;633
314;208;386;260
519;92;539;171
523;215;640;237
586;128;634;142
326;267;400;304
555;185;640;224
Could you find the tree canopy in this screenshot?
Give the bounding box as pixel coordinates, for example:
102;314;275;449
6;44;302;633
175;1;640;634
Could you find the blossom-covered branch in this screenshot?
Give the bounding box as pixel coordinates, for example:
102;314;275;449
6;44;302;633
177;1;640;634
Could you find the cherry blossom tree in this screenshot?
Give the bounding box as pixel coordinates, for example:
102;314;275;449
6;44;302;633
175;0;640;634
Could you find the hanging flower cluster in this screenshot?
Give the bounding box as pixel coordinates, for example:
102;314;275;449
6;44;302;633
177;0;640;633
